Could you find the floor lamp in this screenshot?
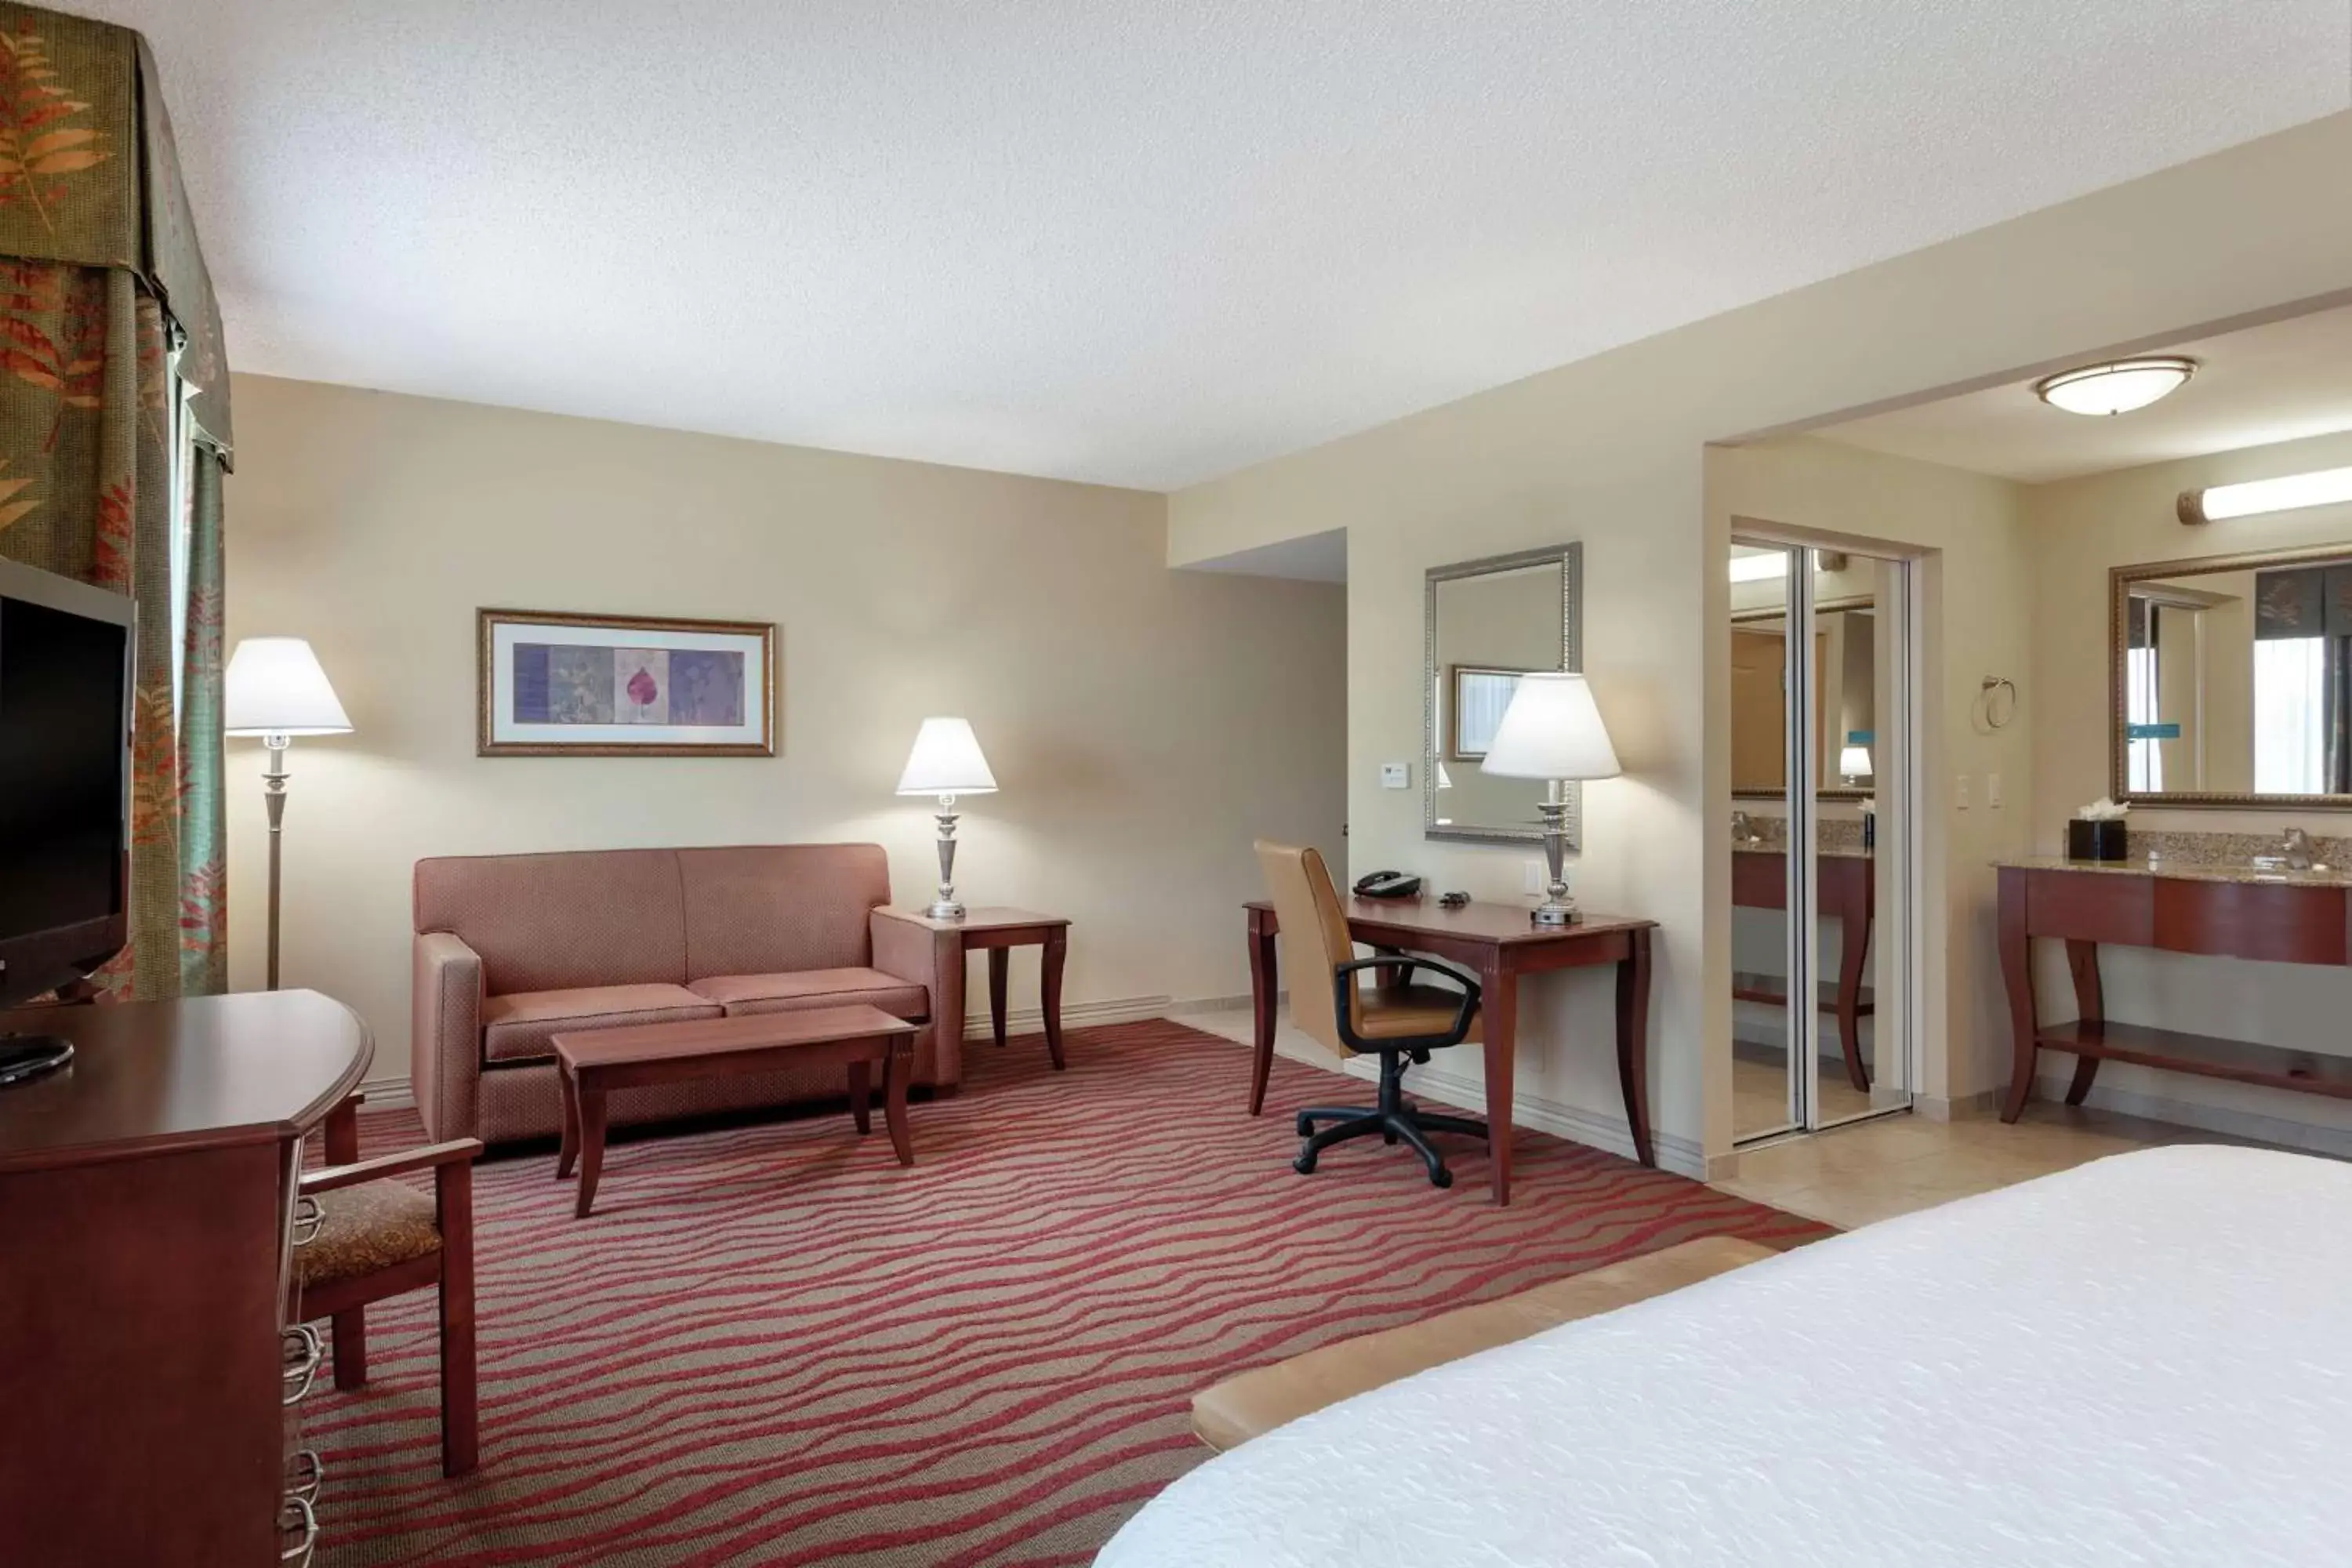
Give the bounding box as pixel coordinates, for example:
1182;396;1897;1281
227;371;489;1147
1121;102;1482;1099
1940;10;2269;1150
225;637;352;989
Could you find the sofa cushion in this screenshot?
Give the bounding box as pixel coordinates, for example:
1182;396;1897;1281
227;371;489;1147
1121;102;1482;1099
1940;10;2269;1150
677;844;890;981
687;967;928;1021
481;983;723;1065
416;849;689;995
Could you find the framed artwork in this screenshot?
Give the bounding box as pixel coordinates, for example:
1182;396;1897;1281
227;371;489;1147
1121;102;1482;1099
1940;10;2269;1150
477;608;777;757
1446;665;1526;760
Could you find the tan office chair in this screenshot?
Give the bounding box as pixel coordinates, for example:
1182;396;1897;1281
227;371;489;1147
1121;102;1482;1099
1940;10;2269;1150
1254;841;1486;1188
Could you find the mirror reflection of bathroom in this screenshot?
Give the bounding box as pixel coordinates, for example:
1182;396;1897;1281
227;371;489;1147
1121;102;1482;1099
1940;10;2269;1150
1731;540;1915;1142
1729;542;1798;1140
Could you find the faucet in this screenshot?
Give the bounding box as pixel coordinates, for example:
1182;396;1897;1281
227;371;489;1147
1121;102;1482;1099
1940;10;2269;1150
2281;826;2315;872
1732;810;1754;845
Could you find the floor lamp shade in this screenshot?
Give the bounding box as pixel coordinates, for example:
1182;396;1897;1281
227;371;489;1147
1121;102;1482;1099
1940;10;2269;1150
1479;673;1619;927
224;638;352;736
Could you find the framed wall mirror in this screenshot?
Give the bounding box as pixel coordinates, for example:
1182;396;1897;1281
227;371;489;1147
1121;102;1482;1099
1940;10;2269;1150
2111;543;2352;807
1425;543;1581;845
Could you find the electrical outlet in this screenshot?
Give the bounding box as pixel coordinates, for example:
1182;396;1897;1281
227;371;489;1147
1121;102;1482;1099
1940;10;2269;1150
1987;771;2004;809
1523;860;1546;894
1379;762;1410;789
1955;774;1970;810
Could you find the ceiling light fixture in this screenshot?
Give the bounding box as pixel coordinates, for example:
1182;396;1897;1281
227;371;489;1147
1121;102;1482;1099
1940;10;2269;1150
2178;464;2352;525
2031;356;2197;416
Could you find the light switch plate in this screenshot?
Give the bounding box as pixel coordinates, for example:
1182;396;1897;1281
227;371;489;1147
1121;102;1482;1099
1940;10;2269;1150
1523;860;1546;894
1987;771;2004;809
1380;762;1410;789
1955;774;1970;810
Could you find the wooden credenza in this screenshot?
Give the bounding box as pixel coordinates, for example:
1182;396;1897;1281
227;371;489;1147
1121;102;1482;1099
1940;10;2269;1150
0;989;371;1566
1997;861;2352;1120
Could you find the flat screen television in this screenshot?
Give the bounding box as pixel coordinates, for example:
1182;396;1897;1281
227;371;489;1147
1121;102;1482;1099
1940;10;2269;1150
0;556;133;1036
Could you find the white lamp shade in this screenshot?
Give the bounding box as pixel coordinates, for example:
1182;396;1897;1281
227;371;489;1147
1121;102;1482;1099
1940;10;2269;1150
1840;744;1873;778
895;717;997;796
1479;673;1621;781
223;637;351;736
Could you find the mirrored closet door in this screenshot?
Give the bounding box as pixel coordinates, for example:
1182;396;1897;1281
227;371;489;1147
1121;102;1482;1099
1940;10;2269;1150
1730;539;1916;1142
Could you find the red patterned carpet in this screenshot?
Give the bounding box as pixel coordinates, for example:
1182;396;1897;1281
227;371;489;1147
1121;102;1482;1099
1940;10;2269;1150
310;1018;1826;1567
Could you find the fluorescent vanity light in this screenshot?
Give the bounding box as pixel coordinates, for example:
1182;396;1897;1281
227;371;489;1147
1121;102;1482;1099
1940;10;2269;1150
2179;464;2352;525
1728;553;1790;583
2032;357;2197;416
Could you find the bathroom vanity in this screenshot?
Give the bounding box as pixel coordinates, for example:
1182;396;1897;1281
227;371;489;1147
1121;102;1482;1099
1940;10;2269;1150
1995;858;2352;1120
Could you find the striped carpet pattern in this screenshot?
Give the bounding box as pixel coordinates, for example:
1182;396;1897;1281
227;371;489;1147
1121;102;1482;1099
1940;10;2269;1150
310;1018;1828;1567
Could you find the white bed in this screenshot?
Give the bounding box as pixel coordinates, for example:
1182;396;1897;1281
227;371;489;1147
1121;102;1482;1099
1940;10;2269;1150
1098;1146;2352;1566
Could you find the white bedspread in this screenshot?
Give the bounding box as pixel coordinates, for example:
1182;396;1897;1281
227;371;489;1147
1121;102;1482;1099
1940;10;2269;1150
1098;1146;2352;1567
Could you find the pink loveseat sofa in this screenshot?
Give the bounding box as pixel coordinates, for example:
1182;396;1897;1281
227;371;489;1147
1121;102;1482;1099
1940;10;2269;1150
411;844;962;1144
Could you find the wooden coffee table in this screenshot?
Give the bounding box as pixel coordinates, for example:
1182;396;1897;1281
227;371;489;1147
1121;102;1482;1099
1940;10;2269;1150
553;1004;916;1218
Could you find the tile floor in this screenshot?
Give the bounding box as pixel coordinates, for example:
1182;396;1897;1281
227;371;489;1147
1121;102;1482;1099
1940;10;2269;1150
1180;1002;2292;1232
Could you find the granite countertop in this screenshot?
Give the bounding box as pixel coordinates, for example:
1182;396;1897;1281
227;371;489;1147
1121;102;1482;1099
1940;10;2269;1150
1735;844;1873;859
1994;855;2352;887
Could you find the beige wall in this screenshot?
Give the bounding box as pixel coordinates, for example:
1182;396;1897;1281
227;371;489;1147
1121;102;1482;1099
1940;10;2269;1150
1168;111;2352;1172
2024;428;2352;1142
223;375;1347;1087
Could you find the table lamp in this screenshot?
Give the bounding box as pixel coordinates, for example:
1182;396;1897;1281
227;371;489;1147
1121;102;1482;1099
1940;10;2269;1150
1840;743;1872;787
896;717;996;920
1480;672;1621;925
224;637;352;989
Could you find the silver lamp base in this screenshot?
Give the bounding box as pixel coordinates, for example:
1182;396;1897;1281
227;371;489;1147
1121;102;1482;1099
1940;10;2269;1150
927;797;968;921
1531;779;1580;927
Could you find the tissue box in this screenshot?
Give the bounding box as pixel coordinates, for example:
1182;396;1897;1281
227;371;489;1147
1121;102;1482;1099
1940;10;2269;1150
2067;818;2129;862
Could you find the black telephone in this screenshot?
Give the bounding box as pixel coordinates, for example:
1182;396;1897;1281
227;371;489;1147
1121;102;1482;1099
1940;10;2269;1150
1352;870;1423;900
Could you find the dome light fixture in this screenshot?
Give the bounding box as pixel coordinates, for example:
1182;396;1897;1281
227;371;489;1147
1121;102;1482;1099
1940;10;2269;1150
2031;356;2198;416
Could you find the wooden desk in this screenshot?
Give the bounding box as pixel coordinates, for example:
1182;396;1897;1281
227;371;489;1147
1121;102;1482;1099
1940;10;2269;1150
1732;848;1875;1092
882;906;1071;1070
0;989;372;1567
1997;860;2352;1121
1243;898;1658;1201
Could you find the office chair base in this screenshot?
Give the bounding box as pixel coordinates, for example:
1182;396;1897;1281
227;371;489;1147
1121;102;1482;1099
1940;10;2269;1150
1294;1093;1488;1189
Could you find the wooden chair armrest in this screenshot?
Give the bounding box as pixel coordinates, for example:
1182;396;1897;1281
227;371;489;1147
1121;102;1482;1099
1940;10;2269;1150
301;1138;484;1196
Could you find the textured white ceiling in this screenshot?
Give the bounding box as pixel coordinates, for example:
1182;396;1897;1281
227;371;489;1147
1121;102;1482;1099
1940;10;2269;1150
1826;303;2352;482
82;2;2352;490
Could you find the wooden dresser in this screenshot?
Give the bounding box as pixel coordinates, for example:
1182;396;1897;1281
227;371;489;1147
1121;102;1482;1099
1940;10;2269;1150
0;989;372;1566
1997;860;2352;1120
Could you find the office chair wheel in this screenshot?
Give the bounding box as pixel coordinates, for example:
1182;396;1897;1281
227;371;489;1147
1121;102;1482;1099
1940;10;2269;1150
1384;1128;1399;1145
1428;1165;1453;1189
1293;1152;1318;1175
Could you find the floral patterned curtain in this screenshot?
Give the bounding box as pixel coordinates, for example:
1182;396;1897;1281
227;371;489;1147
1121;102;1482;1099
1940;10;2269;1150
0;5;228;1000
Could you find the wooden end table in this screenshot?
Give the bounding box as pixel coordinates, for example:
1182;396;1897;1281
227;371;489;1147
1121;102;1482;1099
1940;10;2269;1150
554;1004;916;1218
879;906;1072;1069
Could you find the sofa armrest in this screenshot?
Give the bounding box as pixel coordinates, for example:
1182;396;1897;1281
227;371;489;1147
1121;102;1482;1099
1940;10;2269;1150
412;931;485;1142
871;908;967;1088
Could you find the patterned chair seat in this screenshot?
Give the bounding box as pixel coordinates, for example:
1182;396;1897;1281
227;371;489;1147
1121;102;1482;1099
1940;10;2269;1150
296;1179;442;1292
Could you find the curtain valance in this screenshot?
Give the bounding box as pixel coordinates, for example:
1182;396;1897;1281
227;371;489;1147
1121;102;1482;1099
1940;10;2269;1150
0;3;230;458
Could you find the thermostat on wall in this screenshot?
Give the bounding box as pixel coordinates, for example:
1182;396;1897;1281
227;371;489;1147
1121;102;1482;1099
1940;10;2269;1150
1380;762;1410;789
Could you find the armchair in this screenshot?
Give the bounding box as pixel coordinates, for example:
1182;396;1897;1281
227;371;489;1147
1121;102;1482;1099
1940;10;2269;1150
292;1108;484;1477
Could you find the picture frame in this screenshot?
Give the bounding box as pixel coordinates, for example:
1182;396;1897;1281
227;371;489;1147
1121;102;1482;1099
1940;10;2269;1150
1446;664;1527;760
477;608;778;757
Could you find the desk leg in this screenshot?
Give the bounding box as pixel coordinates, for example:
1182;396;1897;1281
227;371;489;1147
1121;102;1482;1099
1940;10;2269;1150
1998;869;2037;1123
988;948;1010;1048
2063;939;2103;1105
1616;929;1656;1168
1247;914;1278;1116
1481;958;1518;1206
1041;927;1068;1071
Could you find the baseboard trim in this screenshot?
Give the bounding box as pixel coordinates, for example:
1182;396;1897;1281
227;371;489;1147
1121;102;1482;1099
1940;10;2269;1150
964;993;1173;1036
1342;1057;1708;1181
358;1076;416;1111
